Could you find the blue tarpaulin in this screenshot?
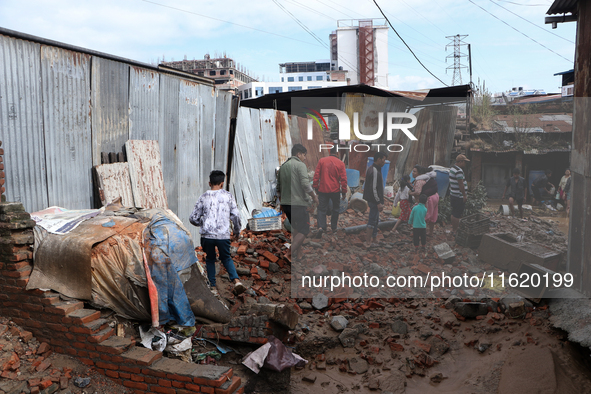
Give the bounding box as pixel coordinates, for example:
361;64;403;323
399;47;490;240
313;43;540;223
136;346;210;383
143;212;197;327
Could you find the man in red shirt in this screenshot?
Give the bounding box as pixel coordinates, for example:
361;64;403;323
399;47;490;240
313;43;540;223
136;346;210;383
313;144;348;234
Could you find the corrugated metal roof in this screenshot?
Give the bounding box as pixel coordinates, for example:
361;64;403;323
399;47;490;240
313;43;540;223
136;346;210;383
512;94;563;104
554;69;574;76
547;0;578;15
0;34;48;212
475;113;572;134
41;45;93;209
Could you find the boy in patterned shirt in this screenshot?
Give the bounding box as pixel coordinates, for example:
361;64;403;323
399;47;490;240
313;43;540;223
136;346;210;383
190;170;246;296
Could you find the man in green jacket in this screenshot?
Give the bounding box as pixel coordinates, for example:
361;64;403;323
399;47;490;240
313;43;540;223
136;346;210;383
277;144;318;260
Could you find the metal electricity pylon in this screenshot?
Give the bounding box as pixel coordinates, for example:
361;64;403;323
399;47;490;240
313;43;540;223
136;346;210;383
445;34;469;86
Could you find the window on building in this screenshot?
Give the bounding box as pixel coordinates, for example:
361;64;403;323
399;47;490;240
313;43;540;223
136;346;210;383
298;76;303;81
288;86;302;92
281;77;284;82
255;87;264;96
209;70;216;76
248;88;252;98
308;86;322;90
269;87;283;94
307;76;312;81
316;75;323;81
287;77;294;82
220;70;226;75
229;70;234;74
243;89;248;99
197;72;204;76
327;76;330;81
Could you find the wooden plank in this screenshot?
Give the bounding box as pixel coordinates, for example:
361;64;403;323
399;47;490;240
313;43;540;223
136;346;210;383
125;140;168;209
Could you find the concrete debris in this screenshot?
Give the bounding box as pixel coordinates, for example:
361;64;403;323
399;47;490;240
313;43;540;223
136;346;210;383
330;316;349;332
433;242;455;263
312;293;329;310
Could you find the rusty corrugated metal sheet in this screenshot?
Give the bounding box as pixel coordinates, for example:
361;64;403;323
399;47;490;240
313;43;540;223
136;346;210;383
91;57;130;166
392;105;458;180
41;45;93;209
288;115;326;171
129;66;160;140
125;140;168;209
95;162;134;207
0;34;47;212
275;110;292;164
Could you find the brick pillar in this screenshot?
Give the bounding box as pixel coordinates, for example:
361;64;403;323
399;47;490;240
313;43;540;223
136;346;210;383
0;141;5;202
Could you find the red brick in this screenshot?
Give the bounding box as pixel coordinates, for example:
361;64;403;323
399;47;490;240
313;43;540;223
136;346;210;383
122;365;142;374
215;376;241;394
389;343;404;352
168;373;194;382
30;387;40;394
202;387;215;394
79;358;94;366
153;387;176;394
123;347;162;366
159;379;172;387
45;302;84;316
123;381;148;390
87;328;114;343
185;383;201;392
172;381;186;388
261;251;279;263
39;379;53;389
96;361;119;371
131;374;145;382
105;370;119;379
120;372;131;379
194;375;228;388
145;376;158;384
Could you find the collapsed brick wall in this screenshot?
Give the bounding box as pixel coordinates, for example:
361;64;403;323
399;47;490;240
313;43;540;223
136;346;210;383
0;202;243;394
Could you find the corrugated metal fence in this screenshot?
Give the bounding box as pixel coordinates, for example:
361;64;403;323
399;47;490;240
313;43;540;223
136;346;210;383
0;32;234;245
0;32;324;245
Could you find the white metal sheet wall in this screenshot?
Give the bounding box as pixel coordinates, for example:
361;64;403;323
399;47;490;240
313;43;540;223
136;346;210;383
129;66;159;141
41;46;93;209
177;80;203;245
91;57;130;166
158;74;180;214
0;34;47;212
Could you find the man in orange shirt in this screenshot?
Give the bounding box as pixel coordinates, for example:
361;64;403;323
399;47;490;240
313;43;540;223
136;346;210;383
313;144;348;235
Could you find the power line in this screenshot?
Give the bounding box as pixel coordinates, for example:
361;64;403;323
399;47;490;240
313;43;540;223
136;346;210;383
468;0;572;62
138;0;320;47
371;0;448;86
494;0;551;6
488;0;574;43
271;0;360;74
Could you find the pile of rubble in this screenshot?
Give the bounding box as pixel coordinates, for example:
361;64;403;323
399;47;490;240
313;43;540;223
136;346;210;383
0;318;127;394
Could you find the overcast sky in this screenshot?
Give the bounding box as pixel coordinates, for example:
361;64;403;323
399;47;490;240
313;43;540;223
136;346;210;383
0;0;576;93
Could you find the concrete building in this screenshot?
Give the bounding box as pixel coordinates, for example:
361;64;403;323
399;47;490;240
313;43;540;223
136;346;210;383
162;55;257;93
237;80;347;100
331;19;389;88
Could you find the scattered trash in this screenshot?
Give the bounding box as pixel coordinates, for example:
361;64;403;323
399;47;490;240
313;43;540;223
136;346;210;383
139;325;167;352
242;336;306;373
